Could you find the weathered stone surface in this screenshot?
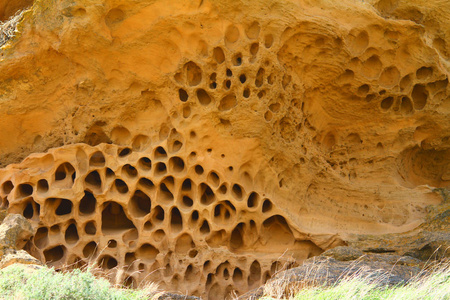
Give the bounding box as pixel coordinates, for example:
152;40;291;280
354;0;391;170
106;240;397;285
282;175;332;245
348;199;450;261
320;246;364;261
0;143;324;298
272;256;422;287
0;214;33;249
0;0;449;299
0;248;43;269
0;0;32;22
242;254;423;299
0;213;41;270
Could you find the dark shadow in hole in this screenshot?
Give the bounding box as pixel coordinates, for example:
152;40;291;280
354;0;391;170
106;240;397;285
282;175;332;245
65;223;79;244
130;190;151;217
79;191;96;215
101;202;135;233
200;183;215;205
44;245;66;263
170;207;183;232
114;179;129;193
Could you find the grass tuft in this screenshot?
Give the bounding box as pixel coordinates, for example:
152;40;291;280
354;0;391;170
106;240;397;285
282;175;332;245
0;9;27;47
261;259;450;300
0;264;157;300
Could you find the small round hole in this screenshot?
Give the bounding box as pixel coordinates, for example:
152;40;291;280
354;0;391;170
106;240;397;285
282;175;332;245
179;89;189;102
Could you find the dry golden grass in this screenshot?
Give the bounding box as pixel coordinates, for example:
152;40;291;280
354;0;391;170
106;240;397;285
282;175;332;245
0;9;27;47
260;256;450;300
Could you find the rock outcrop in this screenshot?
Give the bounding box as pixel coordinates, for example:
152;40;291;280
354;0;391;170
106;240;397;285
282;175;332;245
1;142;327;298
0;0;449;299
0;213;42;268
348;196;450;261
240;247;427;299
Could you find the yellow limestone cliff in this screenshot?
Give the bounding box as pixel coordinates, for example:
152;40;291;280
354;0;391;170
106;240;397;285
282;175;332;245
0;0;449;298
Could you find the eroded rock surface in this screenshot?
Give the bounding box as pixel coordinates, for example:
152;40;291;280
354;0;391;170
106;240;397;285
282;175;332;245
241;253;425;300
1;142;326;298
0;213;42;269
348;198;450;261
0;213;33;249
0;0;449;298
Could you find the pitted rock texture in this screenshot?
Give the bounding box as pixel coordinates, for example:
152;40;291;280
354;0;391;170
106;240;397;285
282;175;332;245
0;0;449;298
0;140;326;299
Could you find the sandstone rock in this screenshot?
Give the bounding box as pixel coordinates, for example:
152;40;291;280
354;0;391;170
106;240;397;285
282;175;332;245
320;246;364;261
246;255;423;299
359;253;422;267
0;214;33;249
405;239;450;261
0;213;42;270
0;248;43;269
274;255;422;287
0;0;32;22
0;209;7;222
0;143;323;298
0;0;449;298
348;200;450;261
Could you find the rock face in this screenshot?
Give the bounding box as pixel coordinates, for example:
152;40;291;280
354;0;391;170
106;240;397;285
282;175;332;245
0;213;33;249
1;142;327;298
0;0;31;22
348;198;450;261
0;0;449;299
241;248;425;299
0;213;43;269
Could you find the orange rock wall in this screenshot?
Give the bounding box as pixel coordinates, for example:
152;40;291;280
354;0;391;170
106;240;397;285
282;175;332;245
0;0;449;298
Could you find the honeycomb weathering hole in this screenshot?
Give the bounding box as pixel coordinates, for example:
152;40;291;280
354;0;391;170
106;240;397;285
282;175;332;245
101;202;135;233
89;151;105;166
4;143;326;299
130;190;151;217
79;191;96;215
84;221;97;235
65;223;79;244
17;183;33;198
2;180;14;194
44;245;66;265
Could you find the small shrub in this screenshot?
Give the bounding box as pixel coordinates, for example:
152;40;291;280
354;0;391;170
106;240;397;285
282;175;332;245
0;264;155;300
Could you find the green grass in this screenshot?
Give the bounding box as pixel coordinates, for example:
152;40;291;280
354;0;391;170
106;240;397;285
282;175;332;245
0;264;155;300
1;261;449;300
261;261;450;300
